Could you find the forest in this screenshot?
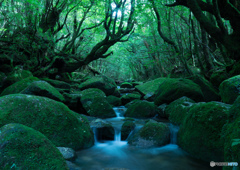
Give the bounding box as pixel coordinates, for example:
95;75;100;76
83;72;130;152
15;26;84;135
0;0;239;169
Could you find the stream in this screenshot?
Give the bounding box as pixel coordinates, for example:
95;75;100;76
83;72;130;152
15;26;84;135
74;107;219;170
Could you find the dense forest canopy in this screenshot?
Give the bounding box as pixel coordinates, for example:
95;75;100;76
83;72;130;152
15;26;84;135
0;0;239;81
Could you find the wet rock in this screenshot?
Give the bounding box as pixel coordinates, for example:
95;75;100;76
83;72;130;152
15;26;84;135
80;88;116;118
0;123;68;169
91;119;114;140
57;147;76;161
121;121;136;140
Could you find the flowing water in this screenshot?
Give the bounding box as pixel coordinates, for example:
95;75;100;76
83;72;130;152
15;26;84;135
74;107;220;170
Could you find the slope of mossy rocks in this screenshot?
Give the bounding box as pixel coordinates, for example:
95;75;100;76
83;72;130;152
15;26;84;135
121;121;136;140
78;75;117;96
106;95;122;106
80;88;116;118
187;75;220;102
0;123;68;170
221;96;240;169
120;82;133;88
219;75;240;104
125;100;158;118
154;78;204;106
128;121;170;147
21;80;65;102
135;78;167;101
121;92;142;105
165;96;195;125
0;76;39;96
178;101;231;162
0;94;94;150
210;69;229;88
3;69;33;87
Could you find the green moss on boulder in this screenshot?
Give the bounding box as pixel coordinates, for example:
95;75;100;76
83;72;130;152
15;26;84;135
0;123;68;169
165;96;195;125
128;121;170;147
4;69;33;87
41;78;71;90
78;75;117;96
125;100;158;118
0;94;94;150
178;102;231;162
154;78;204;106
21;80;65;102
121;121;136;140
219;75;240;104
0;77;39;96
120;92;141;105
106;95;122;106
80;88;116;118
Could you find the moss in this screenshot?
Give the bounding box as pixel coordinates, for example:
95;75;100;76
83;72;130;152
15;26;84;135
41;78;71;90
120;82;133;88
219;75;240;104
128;121;170;147
178;102;231;162
78;75;117;96
21;80;65;102
80;88;116;118
154;78;204;106
0;94;94;150
121;121;136;140
165;97;195;125
120;92;141;105
125;100;158;118
0;123;68;170
210;70;229;88
106;95;122;106
4;69;33;86
0;77;39;96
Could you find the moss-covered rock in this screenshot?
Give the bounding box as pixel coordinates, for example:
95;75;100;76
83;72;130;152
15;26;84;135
222;96;240;169
219;75;240;104
135;78;167;101
121;121;136;140
120;92;142;105
125;100;158;118
0;94;94;150
78;75;117;96
80;88;116;118
120;82;133;88
41;78;71;92
4;69;33;87
128;121;170;147
154;78;204;106
0;123;68;169
21;80;65;102
187;75;220;102
165;97;195;125
0;77;39;96
156;104;168;118
107;95;122;106
178;102;231;162
63;93;86;114
210;70;229;88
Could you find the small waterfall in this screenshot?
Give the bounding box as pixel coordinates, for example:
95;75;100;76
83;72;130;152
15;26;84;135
168;124;179;144
114;128;121;142
113;106;126;118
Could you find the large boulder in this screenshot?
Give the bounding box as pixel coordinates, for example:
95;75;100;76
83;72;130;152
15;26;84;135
78;75;117;96
106;95;122;106
154;78;204;106
0;94;94;150
0;123;68;169
219;75;240;104
0;77;39;96
222;96;240;169
165;97;195;125
125;100;158;118
178;102;231;162
21;80;65;102
187;75;220;102
128;121;170;147
80;88;116;118
120;92;141;105
121;121;136;140
135;78;167;101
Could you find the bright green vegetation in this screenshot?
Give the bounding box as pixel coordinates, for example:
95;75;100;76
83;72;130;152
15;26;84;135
0;94;94;150
0;123;68;170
